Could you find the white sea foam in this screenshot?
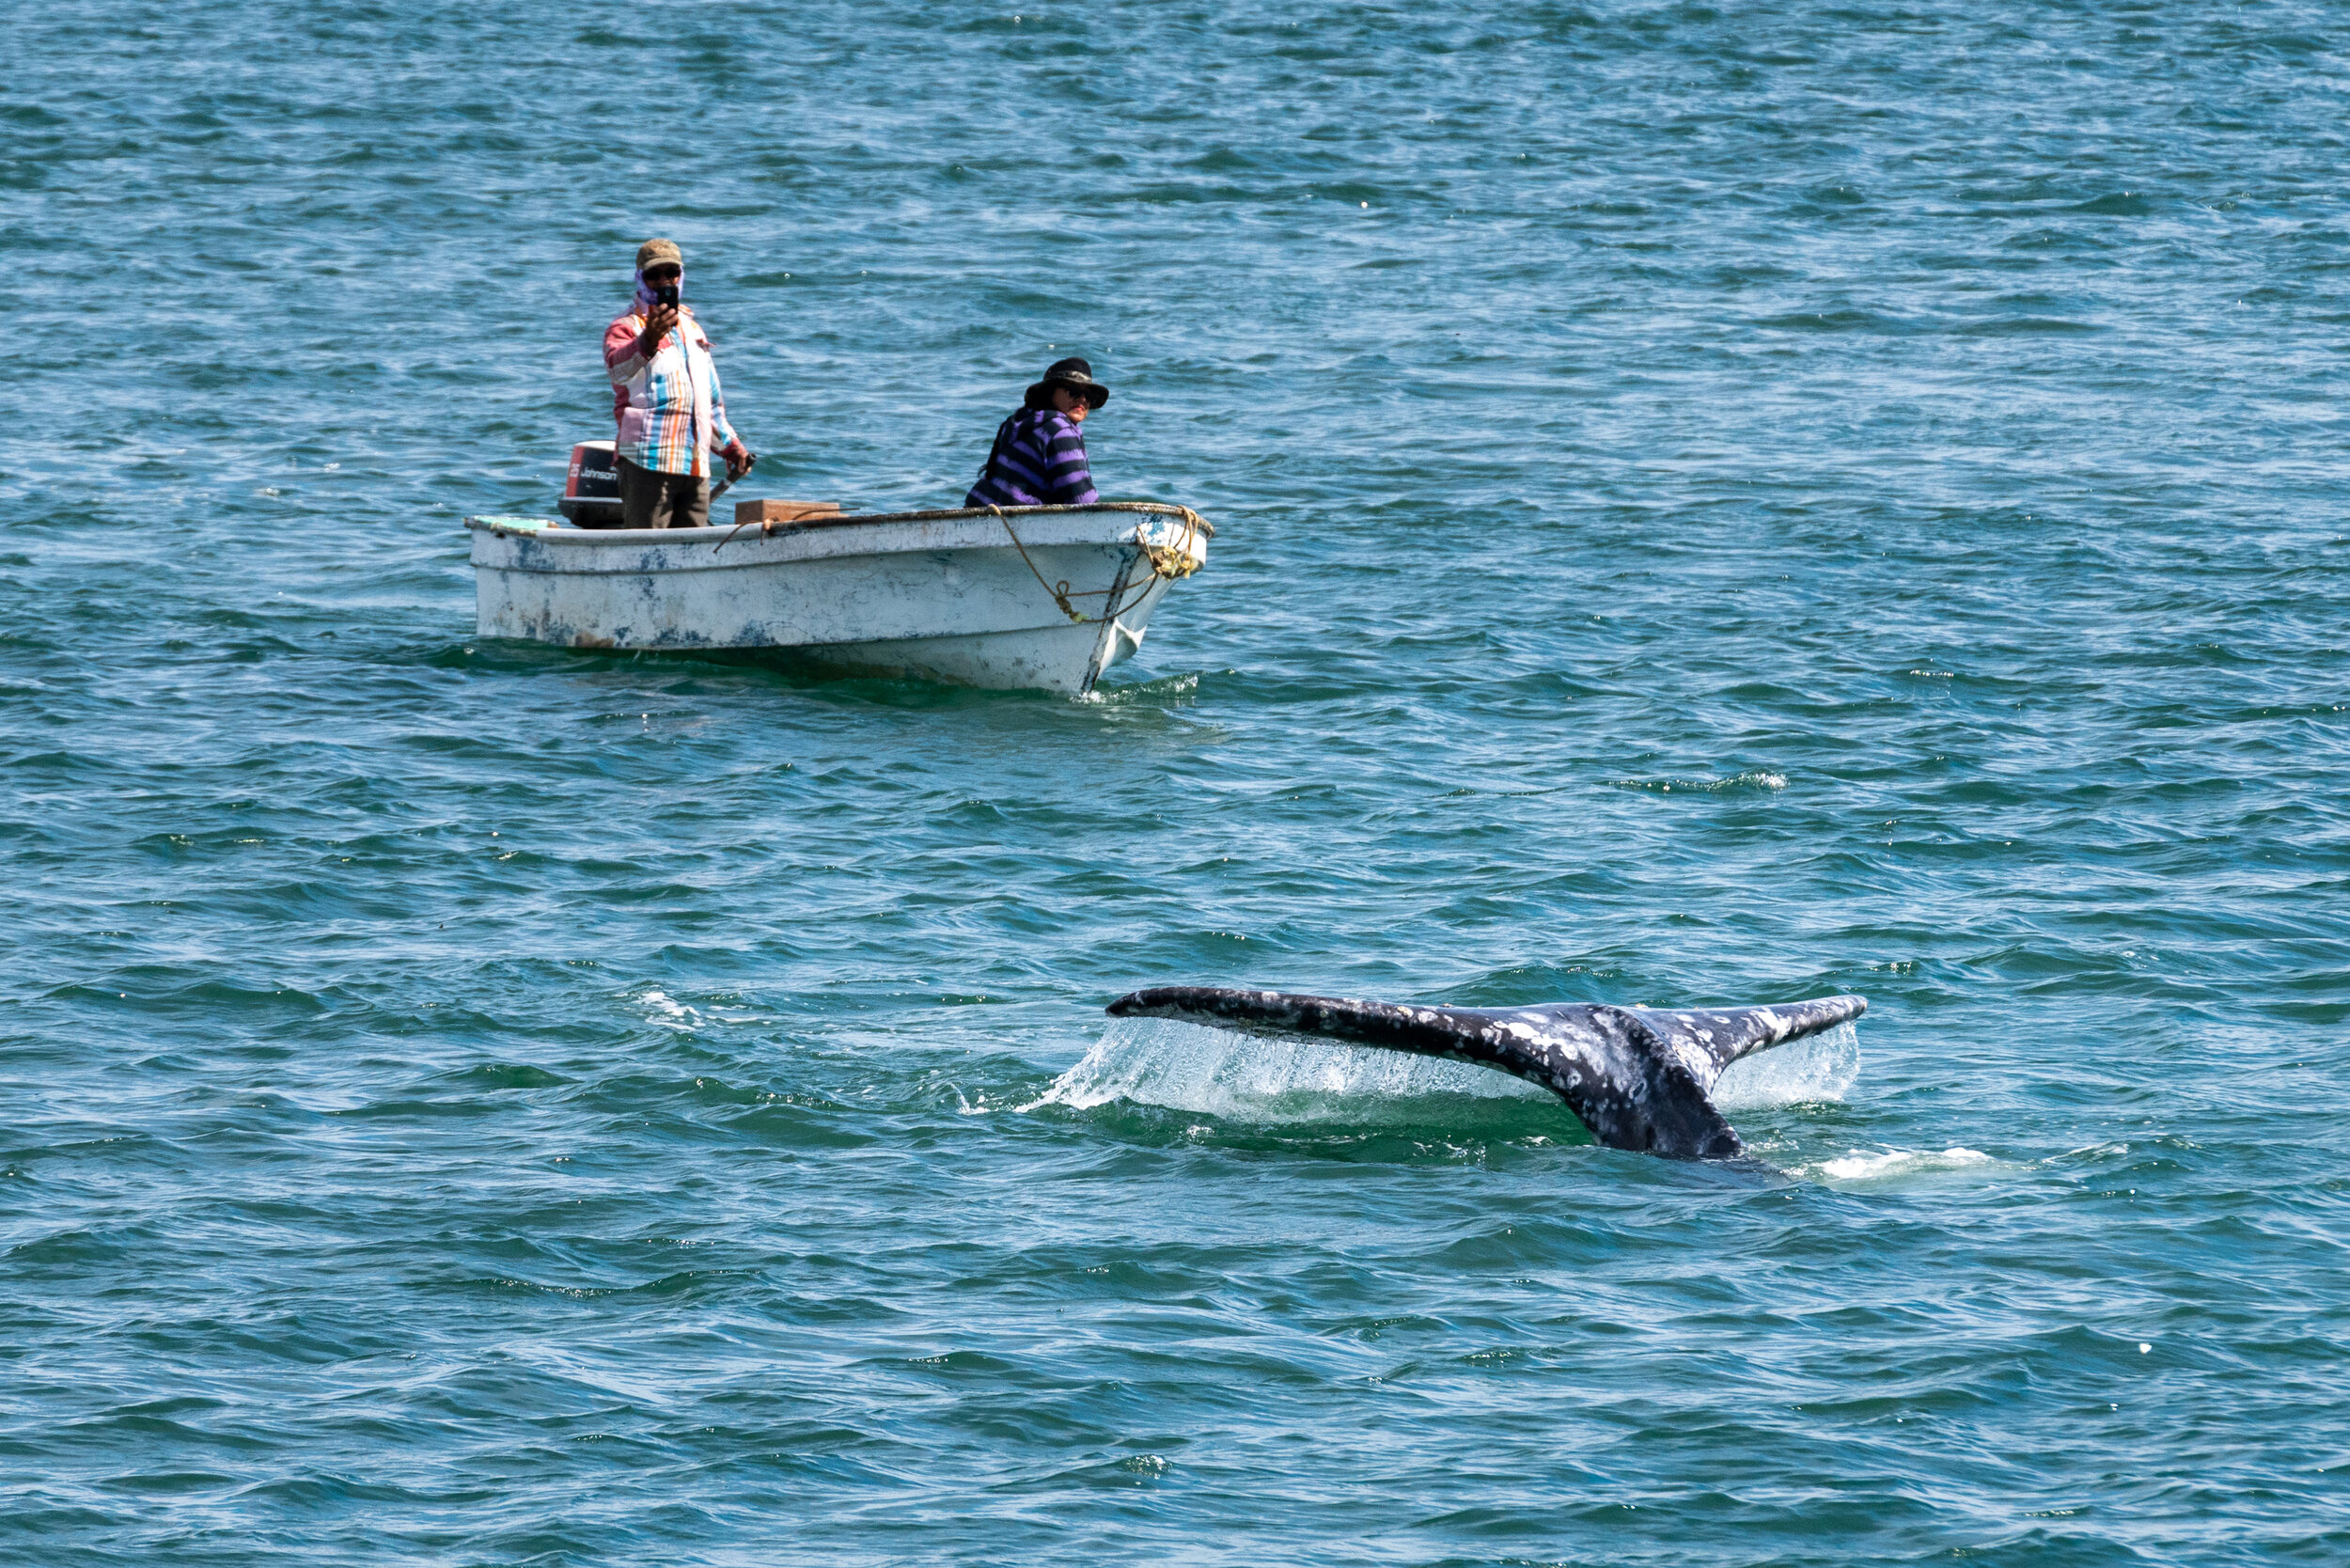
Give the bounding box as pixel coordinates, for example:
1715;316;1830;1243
1807;1146;1993;1184
1613;771;1789;793
1089;671;1202;707
1019;1017;1550;1122
1709;1021;1861;1110
628;989;770;1030
634;988;703;1029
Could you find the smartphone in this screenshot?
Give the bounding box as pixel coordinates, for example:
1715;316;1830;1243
654;284;680;308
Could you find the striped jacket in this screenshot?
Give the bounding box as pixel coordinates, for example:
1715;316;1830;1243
603;307;740;478
964;408;1099;509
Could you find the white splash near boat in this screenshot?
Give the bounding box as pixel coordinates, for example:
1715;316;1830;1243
463;500;1211;696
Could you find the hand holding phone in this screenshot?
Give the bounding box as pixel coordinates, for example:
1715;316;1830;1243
639;300;681;354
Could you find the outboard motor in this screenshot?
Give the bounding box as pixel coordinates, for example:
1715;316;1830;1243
559;441;624;527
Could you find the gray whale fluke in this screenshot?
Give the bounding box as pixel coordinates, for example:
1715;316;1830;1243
1103;987;1867;1159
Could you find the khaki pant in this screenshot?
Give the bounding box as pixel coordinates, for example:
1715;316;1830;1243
619;456;711;529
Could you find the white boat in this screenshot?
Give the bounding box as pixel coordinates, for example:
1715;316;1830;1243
463;500;1211;696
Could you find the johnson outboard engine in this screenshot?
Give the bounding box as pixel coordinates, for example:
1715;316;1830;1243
559;441;624;527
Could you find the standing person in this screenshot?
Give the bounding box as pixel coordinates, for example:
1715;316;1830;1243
603;239;754;529
964;357;1107;510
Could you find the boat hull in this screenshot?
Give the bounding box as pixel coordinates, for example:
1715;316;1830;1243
465;503;1207;695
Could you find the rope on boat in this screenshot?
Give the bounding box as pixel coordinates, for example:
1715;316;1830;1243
991;505;1206;625
713;516;769;552
992;507;1089;622
1142;507;1208;583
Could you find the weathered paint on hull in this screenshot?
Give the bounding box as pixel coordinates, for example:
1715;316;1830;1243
797;596;1165;693
466;504;1207;696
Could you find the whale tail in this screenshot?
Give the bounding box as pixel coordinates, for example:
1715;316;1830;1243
1103;987;1867;1160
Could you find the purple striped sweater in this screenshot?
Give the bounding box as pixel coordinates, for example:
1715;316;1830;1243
965;408;1099;509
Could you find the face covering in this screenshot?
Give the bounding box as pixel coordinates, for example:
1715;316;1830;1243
633;266;685;314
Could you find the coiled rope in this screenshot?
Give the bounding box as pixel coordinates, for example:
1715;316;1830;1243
992;505;1205;625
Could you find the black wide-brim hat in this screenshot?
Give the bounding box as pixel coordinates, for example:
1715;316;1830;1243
1026;355;1110;409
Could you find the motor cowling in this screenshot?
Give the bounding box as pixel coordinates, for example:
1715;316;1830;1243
558;441;624;527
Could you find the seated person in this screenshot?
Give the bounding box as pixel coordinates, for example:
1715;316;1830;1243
965;357;1108;509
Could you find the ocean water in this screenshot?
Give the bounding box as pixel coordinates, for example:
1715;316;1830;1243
6;0;2349;1561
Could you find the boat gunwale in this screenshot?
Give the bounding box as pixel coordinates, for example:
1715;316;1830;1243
463;499;1214;543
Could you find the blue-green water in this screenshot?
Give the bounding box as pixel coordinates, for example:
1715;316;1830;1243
7;2;2349;1561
